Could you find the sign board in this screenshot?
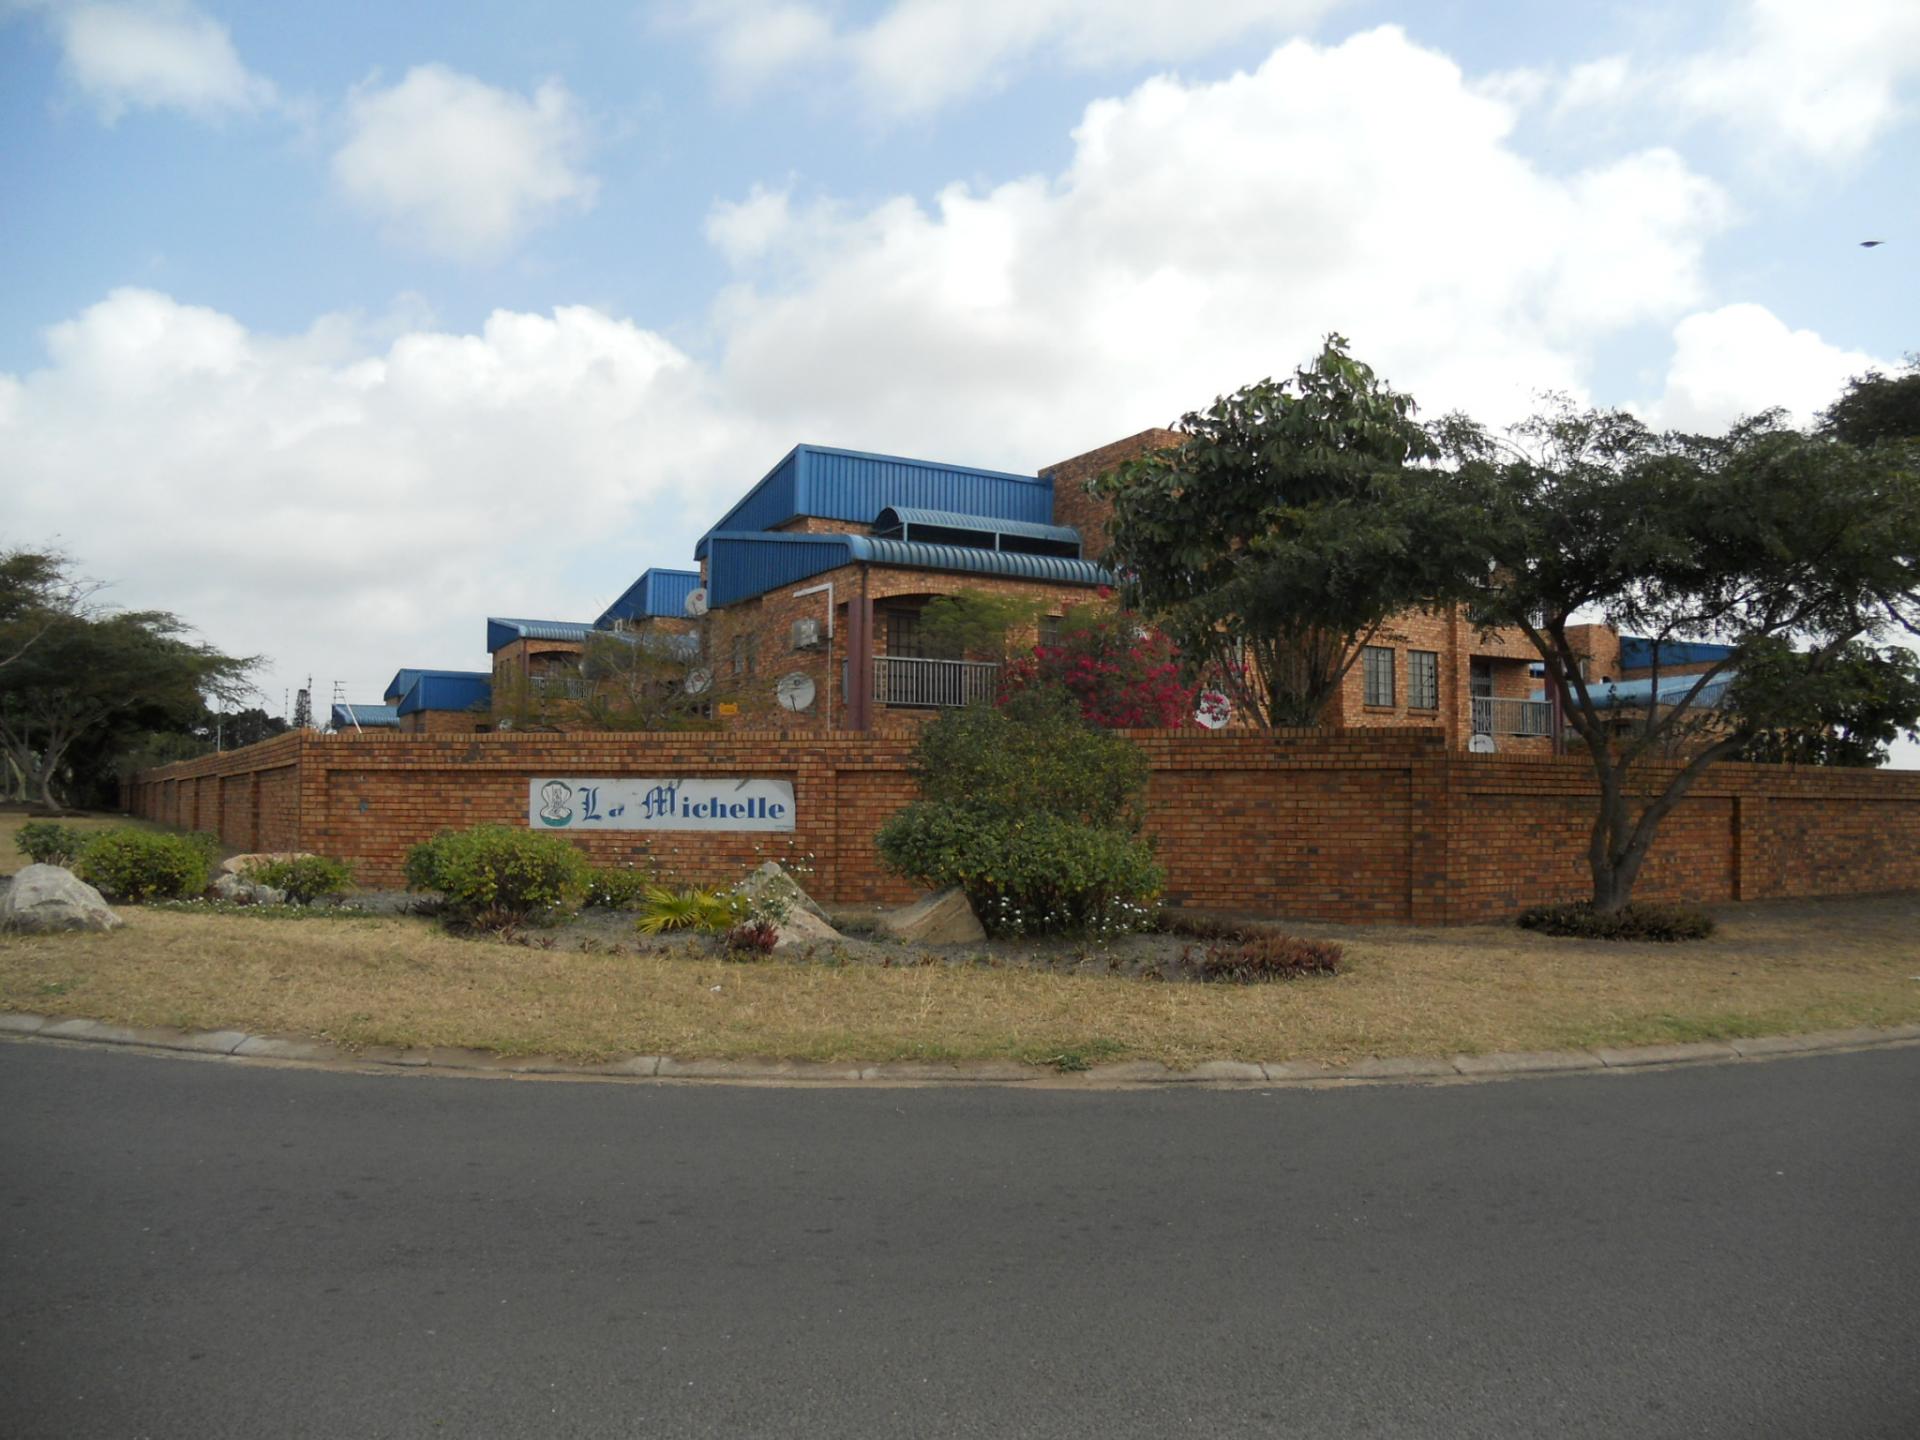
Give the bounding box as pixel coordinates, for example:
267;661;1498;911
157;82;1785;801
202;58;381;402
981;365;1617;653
716;701;739;717
530;778;795;832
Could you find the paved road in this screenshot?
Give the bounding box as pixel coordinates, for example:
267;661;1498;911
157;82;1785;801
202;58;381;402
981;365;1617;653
3;1040;1917;1439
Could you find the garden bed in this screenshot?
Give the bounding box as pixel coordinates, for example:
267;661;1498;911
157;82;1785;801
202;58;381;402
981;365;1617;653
3;892;1916;1069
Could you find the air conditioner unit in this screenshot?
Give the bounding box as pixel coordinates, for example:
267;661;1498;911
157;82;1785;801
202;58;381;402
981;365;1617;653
790;617;823;651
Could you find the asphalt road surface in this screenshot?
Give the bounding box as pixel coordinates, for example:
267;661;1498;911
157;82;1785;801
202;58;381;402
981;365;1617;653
3;1039;1916;1439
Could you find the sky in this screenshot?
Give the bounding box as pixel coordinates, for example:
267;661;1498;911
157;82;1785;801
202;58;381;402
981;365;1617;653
1;0;1915;735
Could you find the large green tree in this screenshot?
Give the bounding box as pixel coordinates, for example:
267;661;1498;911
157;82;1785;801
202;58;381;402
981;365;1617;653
1440;398;1920;913
0;604;255;809
1093;337;1485;726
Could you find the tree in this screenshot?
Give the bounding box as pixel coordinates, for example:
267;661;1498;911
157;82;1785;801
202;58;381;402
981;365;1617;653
1440;401;1920;913
1000;607;1197;728
914;589;1047;666
0;548;97;673
1094;337;1485;726
1819;358;1920;447
0;606;255;809
576;628;723;731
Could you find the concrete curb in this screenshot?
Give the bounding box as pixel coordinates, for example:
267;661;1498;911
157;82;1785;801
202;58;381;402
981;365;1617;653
4;1010;1918;1088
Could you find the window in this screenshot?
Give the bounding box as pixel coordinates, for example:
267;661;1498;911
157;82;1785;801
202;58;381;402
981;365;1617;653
1362;646;1395;707
1408;650;1439;710
1037;613;1064;649
730;634;755;676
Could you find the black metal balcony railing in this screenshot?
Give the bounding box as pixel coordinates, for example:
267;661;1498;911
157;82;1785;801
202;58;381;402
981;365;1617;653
874;656;1000;709
1472;695;1554;737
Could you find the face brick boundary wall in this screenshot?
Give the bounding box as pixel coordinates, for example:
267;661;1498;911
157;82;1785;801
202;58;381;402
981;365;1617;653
125;729;1920;924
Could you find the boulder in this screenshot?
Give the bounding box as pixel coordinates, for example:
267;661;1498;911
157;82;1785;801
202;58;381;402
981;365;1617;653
772;905;843;950
877;887;986;946
219;851;314;877
0;864;124;934
734;861;830;923
210;872;287;906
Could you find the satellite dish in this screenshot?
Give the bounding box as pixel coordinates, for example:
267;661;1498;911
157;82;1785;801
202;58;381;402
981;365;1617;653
1193;690;1232;730
684;588;709;617
1469;733;1498;754
776;671;816;712
683;667;712;696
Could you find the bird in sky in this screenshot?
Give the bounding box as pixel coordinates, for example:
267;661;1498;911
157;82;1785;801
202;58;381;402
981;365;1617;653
1859;239;1886;247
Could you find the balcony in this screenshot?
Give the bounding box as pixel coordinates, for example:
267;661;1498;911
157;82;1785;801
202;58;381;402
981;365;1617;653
1472;695;1554;737
874;656;1000;709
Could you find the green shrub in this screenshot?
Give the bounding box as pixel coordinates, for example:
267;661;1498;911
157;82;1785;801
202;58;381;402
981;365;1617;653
244;854;354;904
584;864;654;909
76;827;212;901
14;820;89;867
402;825;588;928
878;687;1162;938
635;885;743;935
913;687;1151;830
1187;931;1344;983
877;807;1161;937
1516;901;1715;942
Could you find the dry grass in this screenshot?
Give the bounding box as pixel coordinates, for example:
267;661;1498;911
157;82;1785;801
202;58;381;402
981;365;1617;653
0;809;164;877
3;894;1918;1067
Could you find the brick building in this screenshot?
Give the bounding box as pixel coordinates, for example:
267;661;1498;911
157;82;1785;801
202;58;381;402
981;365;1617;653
330;669;493;736
411;431;1734;750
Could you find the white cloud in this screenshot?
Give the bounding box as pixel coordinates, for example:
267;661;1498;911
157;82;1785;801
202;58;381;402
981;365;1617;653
679;0;1347;115
707;27;1731;460
1642;303;1886;432
331;64;599;262
7;26;1884;735
1553;0;1920;163
49;0;276;122
0;288;772;709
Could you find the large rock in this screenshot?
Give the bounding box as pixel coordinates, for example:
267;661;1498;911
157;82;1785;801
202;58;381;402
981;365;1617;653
771;905;844;950
734;861;829;923
0;864;124;934
877;887;986;946
211;872;287;906
219;851;313;877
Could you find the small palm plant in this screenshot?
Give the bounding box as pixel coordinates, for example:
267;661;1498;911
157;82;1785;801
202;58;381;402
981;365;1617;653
635;885;744;935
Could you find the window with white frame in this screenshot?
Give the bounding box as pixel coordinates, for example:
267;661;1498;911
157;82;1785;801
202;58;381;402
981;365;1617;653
1362;646;1396;707
1408;650;1439;710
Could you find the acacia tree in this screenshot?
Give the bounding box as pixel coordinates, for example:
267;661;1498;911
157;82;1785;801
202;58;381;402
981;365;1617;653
1440;398;1920;913
1093;337;1485;726
0;606;254;808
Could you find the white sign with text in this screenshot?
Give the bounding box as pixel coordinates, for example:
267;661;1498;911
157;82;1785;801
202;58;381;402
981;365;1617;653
528;778;796;832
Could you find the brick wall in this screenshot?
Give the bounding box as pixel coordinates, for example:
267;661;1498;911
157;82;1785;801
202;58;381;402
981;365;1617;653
126;727;1920;924
1040;427;1182;563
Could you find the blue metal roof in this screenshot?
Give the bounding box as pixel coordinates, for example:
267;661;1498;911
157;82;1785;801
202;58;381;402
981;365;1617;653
872;507;1081;554
385;667;492;704
330;703;399;729
705;531;1111;608
694;445;1053;559
594;568;703;628
396;673;493;716
486;618;596;653
1618;636;1737;671
1540;671;1739;710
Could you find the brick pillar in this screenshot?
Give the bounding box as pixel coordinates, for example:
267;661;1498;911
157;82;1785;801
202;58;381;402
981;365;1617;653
845;596;874;731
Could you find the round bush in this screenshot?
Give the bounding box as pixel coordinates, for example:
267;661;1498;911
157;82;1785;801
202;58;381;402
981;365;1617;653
77;828;212;901
403;825;588;927
243;854;354;904
877;805;1162;937
14;820;89;867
